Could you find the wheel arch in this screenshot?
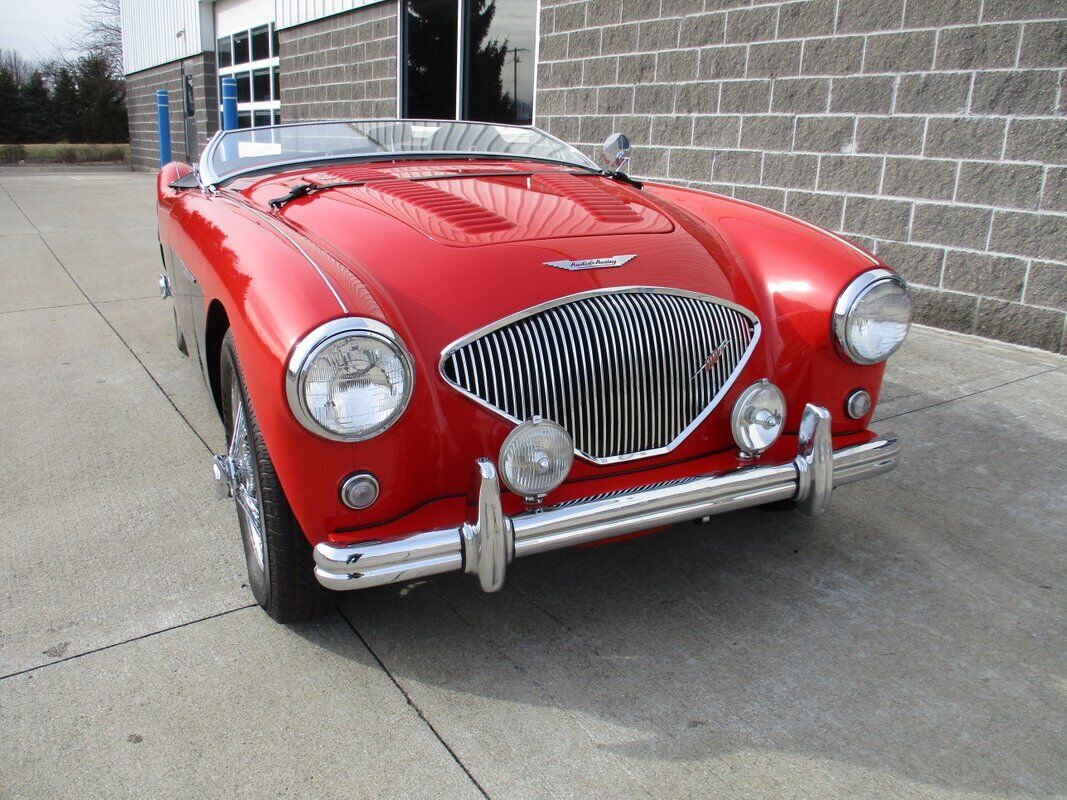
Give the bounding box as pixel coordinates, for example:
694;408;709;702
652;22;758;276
205;299;230;418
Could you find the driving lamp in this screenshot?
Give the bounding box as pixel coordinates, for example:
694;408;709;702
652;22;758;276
287;319;414;441
499;417;574;500
731;379;786;457
834;269;912;365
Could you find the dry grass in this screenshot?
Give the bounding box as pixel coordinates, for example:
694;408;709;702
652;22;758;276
0;143;130;164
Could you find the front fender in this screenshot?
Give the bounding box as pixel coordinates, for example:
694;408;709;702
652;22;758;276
157;186;398;544
644;182;893;435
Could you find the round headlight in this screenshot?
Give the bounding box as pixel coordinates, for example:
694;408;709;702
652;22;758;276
731;379;786;456
287;319;414;441
499;418;574;500
834;269;912;365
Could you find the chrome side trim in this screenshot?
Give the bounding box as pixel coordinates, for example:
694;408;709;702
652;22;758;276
216;194;348;314
439;287;762;465
313;408;900;592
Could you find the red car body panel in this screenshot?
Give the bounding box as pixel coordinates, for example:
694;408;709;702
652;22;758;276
156;158;891;549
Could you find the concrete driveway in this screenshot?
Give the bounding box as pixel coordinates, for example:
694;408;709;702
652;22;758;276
1;168;1065;800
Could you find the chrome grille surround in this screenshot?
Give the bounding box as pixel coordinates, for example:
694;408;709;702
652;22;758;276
440;287;761;464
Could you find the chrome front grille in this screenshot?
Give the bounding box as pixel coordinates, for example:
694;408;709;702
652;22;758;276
440;288;760;464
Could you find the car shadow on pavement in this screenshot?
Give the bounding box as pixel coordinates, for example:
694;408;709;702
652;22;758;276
289;385;1066;797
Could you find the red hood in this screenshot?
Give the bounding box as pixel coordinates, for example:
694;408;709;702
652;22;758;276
236;160;674;245
229;161;747;340
226;159;875;412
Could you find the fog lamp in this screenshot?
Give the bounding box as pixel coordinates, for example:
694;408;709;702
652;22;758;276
731;379;786;457
499;417;574;500
340;472;379;510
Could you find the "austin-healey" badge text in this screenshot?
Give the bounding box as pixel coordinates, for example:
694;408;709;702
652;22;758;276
543;254;637;271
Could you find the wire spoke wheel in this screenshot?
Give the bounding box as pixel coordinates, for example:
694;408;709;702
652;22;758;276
229;379;267;572
219;330;335;622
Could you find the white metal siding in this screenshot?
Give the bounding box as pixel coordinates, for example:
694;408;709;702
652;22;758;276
121;0;393;73
274;0;382;30
215;0;275;36
120;0;208;74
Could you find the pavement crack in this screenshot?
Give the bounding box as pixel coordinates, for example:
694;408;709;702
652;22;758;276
0;604;257;682
337;606;493;800
0;184;215;455
873;366;1063;423
0;300;90;315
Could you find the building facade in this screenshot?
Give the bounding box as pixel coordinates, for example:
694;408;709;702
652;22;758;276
121;0;1067;353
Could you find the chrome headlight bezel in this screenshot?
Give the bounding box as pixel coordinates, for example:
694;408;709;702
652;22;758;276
833;269;912;366
285;318;415;442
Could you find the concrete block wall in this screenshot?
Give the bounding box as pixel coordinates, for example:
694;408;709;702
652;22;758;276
535;0;1067;353
278;1;398;120
126;54;218;171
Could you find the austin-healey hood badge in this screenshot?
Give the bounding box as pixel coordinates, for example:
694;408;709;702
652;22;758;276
691;340;732;380
544;254;637;271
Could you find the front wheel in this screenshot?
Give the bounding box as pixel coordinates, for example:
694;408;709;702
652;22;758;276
219;331;335;622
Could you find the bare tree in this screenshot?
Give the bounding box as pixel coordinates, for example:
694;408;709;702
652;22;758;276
78;0;123;76
0;49;32;85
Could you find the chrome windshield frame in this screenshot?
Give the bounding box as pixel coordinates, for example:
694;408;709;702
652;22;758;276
197;119;600;186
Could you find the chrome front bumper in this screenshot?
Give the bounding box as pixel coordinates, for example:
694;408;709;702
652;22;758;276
314;404;899;593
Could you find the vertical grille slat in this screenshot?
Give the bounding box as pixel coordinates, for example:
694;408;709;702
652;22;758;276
643;293;674;449
441;289;758;463
670;297;695;440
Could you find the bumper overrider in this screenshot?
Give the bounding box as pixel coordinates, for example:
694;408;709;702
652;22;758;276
314;404;899;593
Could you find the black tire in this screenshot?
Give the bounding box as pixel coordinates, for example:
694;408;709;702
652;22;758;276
220;330;336;622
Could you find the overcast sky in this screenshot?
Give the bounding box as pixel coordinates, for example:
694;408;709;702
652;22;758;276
0;0;84;60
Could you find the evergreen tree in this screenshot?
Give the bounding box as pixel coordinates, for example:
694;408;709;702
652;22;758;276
51;67;81;142
465;0;516;123
0;58;25;143
20;70;54;142
75;52;127;142
404;0;460;119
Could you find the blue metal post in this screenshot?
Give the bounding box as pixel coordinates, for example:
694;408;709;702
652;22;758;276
221;78;238;131
156;90;172;166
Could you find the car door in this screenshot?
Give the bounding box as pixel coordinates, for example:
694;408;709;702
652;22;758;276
171;250;202;365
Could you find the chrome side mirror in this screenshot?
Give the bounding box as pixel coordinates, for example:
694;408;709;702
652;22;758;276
602;133;631;174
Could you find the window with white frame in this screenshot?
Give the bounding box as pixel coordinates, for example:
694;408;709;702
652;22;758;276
217;23;281;129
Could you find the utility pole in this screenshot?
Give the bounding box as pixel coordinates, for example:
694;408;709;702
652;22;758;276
507;47;529;111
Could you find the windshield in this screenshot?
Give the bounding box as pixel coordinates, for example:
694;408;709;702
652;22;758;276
202;119;598;183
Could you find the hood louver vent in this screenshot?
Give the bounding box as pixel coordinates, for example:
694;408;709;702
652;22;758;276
533;174;643;224
367;180;515;235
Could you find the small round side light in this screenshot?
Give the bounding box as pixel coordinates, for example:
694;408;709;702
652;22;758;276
340;473;380;510
846;389;872;420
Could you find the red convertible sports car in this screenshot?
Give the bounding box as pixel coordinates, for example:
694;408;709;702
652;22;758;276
157;120;910;622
